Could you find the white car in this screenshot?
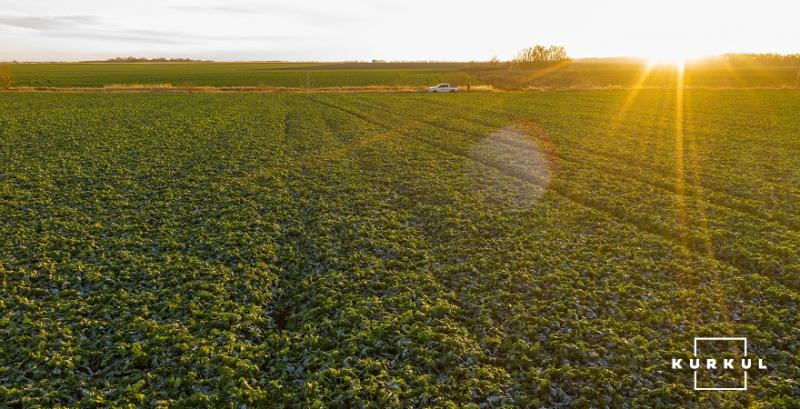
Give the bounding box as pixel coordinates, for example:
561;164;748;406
427;83;459;93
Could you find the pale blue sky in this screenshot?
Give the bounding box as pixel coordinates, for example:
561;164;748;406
1;0;798;61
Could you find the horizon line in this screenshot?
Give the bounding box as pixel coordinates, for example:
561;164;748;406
4;52;799;64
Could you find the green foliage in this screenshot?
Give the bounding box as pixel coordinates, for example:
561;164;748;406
8;62;467;88
1;91;798;407
8;60;800;90
514;44;569;65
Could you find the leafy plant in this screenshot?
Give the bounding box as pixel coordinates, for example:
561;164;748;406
0;91;798;407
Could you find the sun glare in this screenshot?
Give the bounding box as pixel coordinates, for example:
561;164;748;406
642;47;711;70
645;54;687;69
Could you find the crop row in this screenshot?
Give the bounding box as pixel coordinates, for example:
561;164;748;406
1;92;798;407
306;94;800;407
336;93;800;292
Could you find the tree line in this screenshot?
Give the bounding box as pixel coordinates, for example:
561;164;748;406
514;45;570;65
91;57;210;63
715;53;800;66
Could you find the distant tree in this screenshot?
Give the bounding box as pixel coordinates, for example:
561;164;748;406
719;53;800;66
97;56;208;63
514;45;569;65
0;63;11;89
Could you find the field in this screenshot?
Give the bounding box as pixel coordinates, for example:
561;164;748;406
7;62;468;89
5;60;800;89
1;90;800;407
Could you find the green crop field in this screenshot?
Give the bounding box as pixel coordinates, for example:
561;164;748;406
6;60;800;89
7;62;469;88
1;90;799;407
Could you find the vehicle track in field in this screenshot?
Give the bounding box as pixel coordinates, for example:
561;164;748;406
345;96;800;258
266;100;508;376
356;95;800;233
323;121;682;406
272;103;521;403
308;97;800;386
401;96;800;230
410;95;800;210
310;96;800;294
309;98;699;249
297;102;744;405
344;96;800;278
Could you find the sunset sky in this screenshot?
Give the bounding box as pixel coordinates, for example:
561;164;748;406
1;0;798;62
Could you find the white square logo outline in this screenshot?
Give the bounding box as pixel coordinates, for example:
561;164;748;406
693;337;748;391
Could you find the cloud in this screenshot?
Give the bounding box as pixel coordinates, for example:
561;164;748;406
0;12;304;45
169;2;351;26
0;14;181;44
49;28;300;44
170;4;257;14
50;28;190;45
0;14;98;30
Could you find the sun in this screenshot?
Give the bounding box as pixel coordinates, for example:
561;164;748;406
642;47;713;70
645;52;688;69
642;45;716;69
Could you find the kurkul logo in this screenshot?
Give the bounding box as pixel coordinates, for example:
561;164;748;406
670;337;767;391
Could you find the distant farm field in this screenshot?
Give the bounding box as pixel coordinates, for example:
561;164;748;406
6;61;800;89
1;91;799;407
7;62;468;88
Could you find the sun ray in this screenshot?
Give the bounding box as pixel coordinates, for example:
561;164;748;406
515;59;573;85
671;66;734;324
601;62;659;174
613;62;656;123
673;64;688;246
716;56;747;87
